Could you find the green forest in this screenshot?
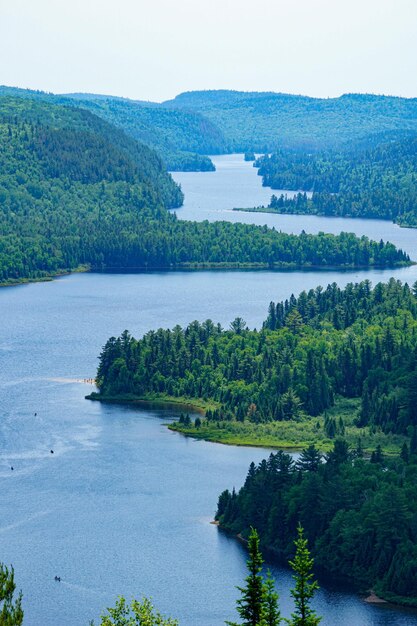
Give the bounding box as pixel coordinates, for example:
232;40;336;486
215;440;417;606
0;86;225;171
164;90;417;151
93;278;417;606
93;279;417;451
3;86;417;174
256;136;417;226
0;96;409;285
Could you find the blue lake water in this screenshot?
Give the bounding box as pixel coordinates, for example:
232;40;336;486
0;155;417;625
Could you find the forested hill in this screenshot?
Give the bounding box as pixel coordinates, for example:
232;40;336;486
62;94;227;170
0;86;227;171
2;96;408;285
164;90;417;151
95;278;417;440
0;96;183;207
259;136;417;226
4;86;417;165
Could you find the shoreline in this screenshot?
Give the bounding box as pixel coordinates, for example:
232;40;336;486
0;264;90;289
233;206;417;230
86;393;325;450
167;423;314;451
86;394;406;455
214;522;417;611
1;259;413;289
86;392;217;414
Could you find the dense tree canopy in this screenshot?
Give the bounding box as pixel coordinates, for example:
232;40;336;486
0;86;226;171
259;136;417;226
96;279;417;437
216;441;417;606
165;91;417;152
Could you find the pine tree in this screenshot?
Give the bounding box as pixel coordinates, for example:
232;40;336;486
226;527;267;626
264;570;281;626
0;564;23;626
410;426;417;456
400;442;409;464
287;525;321;626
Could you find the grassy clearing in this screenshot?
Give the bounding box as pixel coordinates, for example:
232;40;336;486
169;397;408;454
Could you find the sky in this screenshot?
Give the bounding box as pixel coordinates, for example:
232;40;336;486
1;0;416;102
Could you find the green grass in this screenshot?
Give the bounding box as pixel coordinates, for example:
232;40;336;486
169;397;408;454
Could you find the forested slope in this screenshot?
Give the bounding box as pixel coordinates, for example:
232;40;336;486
216;442;417;606
165;90;417;151
0;86;228;171
62;95;226;170
258;136;417;226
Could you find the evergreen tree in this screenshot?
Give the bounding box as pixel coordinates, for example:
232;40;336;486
400;442;409;464
97;595;178;625
296;446;322;473
410;426;417;456
287;526;321;626
227;527;267;626
0;564;23;626
264;570;281;626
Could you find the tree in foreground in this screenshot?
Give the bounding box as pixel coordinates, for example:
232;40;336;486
287;525;321;626
264;570;281;626
96;596;178;626
226;527;267;626
0;563;23;626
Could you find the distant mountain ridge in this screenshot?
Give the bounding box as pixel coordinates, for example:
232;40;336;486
2;85;417;167
163;89;417;151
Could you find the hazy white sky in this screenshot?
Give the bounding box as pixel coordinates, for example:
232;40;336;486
1;0;416;101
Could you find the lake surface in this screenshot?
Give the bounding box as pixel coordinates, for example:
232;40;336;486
172;154;417;261
1;155;417;625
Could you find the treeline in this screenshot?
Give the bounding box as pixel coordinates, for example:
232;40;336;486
258;137;417;226
96;279;417;436
216;440;417;605
0;97;409;284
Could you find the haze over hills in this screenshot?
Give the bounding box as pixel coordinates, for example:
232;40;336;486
164;89;417;151
2;85;417;171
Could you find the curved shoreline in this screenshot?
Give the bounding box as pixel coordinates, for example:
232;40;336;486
86;391;216;414
1;259;413;289
233;206;417;230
